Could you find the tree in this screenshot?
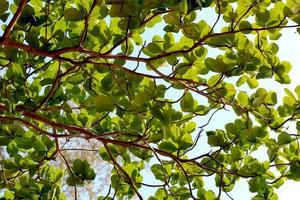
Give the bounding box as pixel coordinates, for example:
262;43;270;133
0;0;300;199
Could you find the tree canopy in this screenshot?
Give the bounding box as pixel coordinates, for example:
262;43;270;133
0;0;300;199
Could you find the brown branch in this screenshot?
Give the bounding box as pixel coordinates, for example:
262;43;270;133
61;148;98;152
78;0;98;45
1;0;27;39
35;64;61;110
138;182;165;187
0;115;52;136
147;23;300;62
173;159;197;200
0;103;285;179
210;0;221;33
0;23;298;67
233;0;259;30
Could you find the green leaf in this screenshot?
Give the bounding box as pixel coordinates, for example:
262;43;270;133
14;137;33;149
205;57;235;73
297;121;300;131
109;0;140;17
185;122;196;133
91;95;115;112
163;11;181;25
194;105;209;115
101;74;113;91
182;23;201;40
64;8;85;21
269;43;279;54
121;39;134;54
163;33;175;50
278;132;292;145
158;139;178;153
231;146;243;161
178;133;193;150
66;176;84;186
66;74;85;84
247;77;258;89
99;147;110;161
7;141;18;156
237;92;249;107
134;90;152;105
290;161;300;178
151;164;165;181
284;88;296;101
154;188;167;199
248;126;268;140
238;21;252;33
3;189;14;199
201;0;213;7
25;30;40;48
236;75;247;87
205;190;216;200
295;85;300;100
265;91;277;105
0;0;9;15
252;97;263;107
131;33;143;45
0;136;11;146
72;159;96;180
143;42;163;56
0;12;9;22
197;188;206;199
180;92;194;112
16;5;35;26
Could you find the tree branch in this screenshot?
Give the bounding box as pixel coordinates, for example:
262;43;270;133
1;0;27;39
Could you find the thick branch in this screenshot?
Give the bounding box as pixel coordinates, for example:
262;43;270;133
1;0;27;39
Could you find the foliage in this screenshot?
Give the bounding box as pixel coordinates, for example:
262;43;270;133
0;0;300;199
